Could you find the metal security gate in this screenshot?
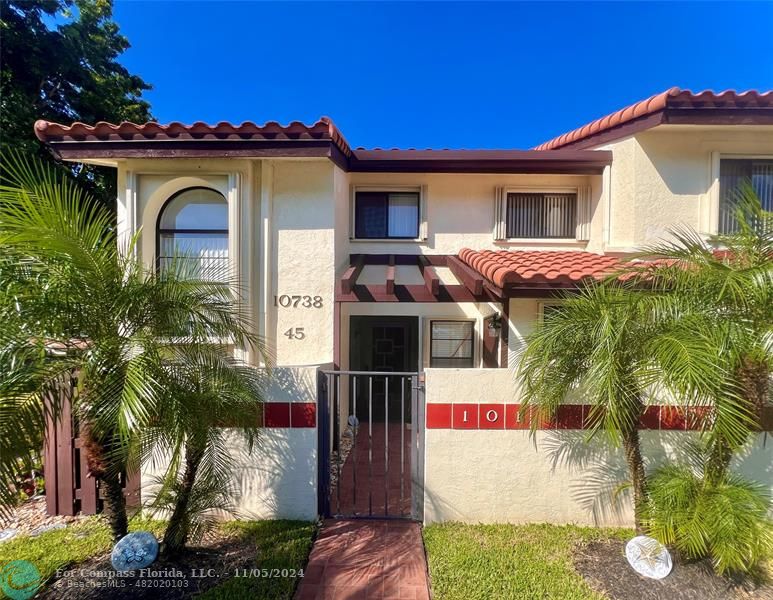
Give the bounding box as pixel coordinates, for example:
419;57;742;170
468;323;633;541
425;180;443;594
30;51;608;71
318;370;424;520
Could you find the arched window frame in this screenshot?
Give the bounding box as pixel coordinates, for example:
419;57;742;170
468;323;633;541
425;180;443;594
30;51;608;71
155;186;229;276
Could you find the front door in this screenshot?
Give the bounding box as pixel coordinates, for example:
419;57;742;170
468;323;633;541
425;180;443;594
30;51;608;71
350;316;418;423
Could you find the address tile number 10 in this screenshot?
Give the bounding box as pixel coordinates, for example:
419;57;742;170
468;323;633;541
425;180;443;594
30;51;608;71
274;295;324;341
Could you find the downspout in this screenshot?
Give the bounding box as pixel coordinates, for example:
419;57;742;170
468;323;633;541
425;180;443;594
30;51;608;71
259;161;274;367
603;162;613;250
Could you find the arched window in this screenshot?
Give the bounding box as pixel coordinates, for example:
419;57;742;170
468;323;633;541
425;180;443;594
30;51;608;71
157;187;228;280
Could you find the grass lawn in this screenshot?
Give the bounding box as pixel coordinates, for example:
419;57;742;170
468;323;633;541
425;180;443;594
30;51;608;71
0;518;315;600
199;520;316;600
422;522;633;600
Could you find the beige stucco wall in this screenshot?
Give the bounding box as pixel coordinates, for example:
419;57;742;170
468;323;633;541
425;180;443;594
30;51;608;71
141;365;321;521
604;125;773;251
422;368;773;526
115;157;340;368
270;160;337;366
346;172;605;255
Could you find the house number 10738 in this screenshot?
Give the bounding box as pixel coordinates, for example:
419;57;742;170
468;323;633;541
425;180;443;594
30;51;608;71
274;295;323;308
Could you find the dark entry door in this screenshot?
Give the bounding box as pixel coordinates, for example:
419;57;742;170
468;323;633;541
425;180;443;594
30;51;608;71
350;316;418;423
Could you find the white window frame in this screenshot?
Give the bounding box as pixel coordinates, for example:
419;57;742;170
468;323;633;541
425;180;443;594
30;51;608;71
538;300;565;322
424;318;479;369
708;153;773;234
494;186;591;244
350;185;428;242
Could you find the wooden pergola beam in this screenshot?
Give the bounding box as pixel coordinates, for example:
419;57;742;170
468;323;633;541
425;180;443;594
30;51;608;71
447;256;484;296
415;256;441;296
386;255;395;295
340;255;365;294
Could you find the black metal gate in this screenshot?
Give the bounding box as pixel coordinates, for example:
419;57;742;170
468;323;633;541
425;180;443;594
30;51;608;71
318;370;424;520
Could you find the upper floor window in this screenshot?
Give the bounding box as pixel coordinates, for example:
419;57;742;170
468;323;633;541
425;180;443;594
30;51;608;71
157;187;229;280
494;187;590;242
429;320;475;368
354;190;420;239
506;192;577;238
719;159;773;233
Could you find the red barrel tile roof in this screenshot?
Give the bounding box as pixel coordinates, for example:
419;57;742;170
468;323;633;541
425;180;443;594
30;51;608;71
535;87;773;151
458;248;621;288
33;117;353;157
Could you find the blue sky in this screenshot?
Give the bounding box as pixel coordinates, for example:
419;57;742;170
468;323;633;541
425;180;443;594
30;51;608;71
112;1;773;150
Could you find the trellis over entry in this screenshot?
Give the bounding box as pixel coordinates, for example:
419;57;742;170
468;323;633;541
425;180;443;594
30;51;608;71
335;254;511;369
44;387;140;517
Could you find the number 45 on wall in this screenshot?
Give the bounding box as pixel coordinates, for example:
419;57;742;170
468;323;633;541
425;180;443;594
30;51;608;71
284;327;305;340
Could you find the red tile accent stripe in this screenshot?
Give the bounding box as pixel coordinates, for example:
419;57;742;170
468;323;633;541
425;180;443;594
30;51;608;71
479;404;505;430
426;403;452;429
262;402;317;428
264;402;290;428
423;403;763;431
452;403;478;429
291;402;317;428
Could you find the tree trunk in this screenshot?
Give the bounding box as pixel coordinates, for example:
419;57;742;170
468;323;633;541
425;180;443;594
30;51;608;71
737;356;769;429
102;472;128;542
706;357;768;485
162;443;204;556
81;422;128;541
622;425;648;534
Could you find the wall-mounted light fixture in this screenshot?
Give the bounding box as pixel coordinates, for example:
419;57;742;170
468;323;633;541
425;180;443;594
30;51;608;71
486;312;502;335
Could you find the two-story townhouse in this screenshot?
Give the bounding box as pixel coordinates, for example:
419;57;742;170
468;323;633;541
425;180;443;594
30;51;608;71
35;88;773;526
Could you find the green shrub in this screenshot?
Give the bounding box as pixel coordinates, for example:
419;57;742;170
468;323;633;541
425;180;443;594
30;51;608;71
645;464;773;575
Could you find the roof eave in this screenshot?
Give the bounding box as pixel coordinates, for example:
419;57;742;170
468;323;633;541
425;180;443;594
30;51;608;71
41;140;612;175
349;149;612;174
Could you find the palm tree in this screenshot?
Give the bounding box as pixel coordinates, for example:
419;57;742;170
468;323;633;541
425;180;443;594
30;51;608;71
143;344;269;555
0;152;259;540
634;185;773;483
518;187;771;534
518;284;656;532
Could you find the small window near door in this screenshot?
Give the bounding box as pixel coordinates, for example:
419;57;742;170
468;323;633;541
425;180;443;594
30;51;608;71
430;320;475;368
354;191;420;239
719;159;773;233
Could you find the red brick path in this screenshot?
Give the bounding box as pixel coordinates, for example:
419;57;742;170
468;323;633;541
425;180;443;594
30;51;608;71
294;519;431;600
332;423;413;518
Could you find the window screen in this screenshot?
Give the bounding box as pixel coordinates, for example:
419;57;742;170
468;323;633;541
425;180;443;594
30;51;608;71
354;191;419;239
719;159;773;233
506;192;577;238
430;321;474;368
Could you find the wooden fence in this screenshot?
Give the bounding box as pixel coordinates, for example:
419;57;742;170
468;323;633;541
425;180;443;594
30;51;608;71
44;394;140;517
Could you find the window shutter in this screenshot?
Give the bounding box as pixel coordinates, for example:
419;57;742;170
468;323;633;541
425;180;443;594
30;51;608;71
349;184;356;239
420;184;429;240
576;185;591;241
494;187;506;240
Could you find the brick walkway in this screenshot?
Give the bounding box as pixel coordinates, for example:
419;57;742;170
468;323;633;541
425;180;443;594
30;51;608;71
332;423;412;518
294;519;431;600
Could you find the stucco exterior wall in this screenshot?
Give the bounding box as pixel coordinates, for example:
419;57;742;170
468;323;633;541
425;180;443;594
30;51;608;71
347;172;605;254
270;160;337;366
115;157;339;368
422;368;773;526
141;365;321;521
604;126;773;250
